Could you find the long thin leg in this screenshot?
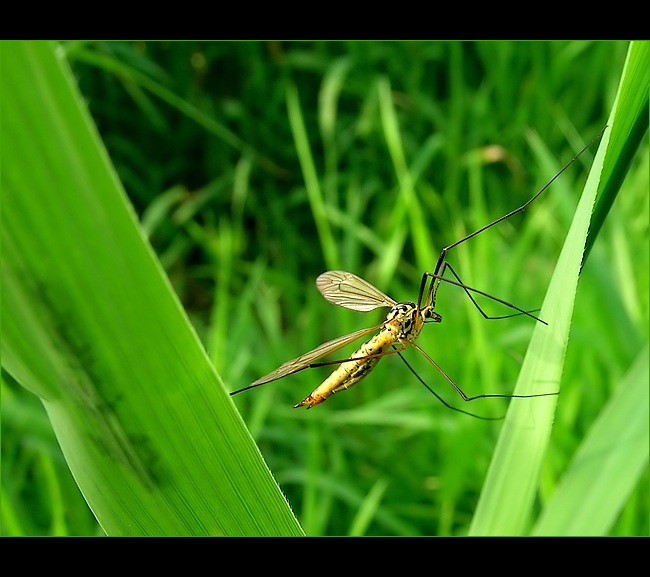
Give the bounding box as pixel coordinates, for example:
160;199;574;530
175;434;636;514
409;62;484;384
411;342;558;402
440;262;541;321
427;127;607;312
421;272;547;325
395;350;503;420
433;127;608;275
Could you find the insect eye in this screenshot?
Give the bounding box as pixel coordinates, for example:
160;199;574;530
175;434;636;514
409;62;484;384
422;308;442;322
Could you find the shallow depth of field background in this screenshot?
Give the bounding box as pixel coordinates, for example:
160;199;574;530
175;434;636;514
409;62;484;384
3;41;648;536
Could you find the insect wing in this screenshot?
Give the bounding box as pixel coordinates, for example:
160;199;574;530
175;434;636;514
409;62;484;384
316;271;397;312
242;323;384;390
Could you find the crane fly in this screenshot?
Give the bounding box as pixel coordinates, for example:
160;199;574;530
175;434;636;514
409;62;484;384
232;270;550;418
231;127;606;417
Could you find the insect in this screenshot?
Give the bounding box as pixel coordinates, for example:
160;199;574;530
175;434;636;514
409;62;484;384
231;128;606;416
232;270;547;417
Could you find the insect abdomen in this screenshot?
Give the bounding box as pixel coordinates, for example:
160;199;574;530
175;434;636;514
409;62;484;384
294;330;395;409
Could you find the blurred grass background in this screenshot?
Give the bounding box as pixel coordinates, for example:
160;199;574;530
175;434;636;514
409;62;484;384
2;40;647;536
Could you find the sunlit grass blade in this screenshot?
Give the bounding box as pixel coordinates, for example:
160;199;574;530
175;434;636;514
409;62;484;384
1;41;302;536
348;478;390;536
585;40;649;263
378;77;436;273
287;82;339;270
469;41;644;536
531;346;649;536
469;125;610;536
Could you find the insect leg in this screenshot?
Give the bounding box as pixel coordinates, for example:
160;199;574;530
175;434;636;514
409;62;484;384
410;342;558;402
395;349;503;420
422;273;546;324
438;261;542;321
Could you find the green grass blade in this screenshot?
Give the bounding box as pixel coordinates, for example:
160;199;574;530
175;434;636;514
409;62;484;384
348;477;390;536
287;82;339;270
531;346;649;536
585;40;649;263
469;41;643;535
468;126;609;535
1;41;302;536
378;77;436;273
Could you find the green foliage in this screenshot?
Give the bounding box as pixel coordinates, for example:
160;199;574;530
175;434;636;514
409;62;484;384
2;40;648;536
2;41;301;536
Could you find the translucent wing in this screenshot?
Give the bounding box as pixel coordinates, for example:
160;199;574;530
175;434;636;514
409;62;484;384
230;323;385;394
316;271;397;312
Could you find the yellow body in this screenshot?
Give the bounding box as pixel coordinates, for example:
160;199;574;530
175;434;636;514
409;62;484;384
231;271;441;409
295;301;429;408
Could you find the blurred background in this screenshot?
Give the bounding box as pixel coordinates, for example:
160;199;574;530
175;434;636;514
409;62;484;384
3;40;647;536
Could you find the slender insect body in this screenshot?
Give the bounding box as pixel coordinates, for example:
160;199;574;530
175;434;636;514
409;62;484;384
295;301;442;408
230;128;605;415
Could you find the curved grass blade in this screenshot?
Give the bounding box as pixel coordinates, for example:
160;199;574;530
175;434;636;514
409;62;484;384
584;41;649;264
531;346;649;536
469;41;644;536
1;41;303;536
469;124;611;536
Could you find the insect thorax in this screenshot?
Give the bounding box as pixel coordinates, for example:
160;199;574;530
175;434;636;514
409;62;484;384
383;302;418;341
384;301;443;343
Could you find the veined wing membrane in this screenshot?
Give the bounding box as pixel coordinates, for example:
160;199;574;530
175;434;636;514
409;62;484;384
316;271;397;312
231;322;386;394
